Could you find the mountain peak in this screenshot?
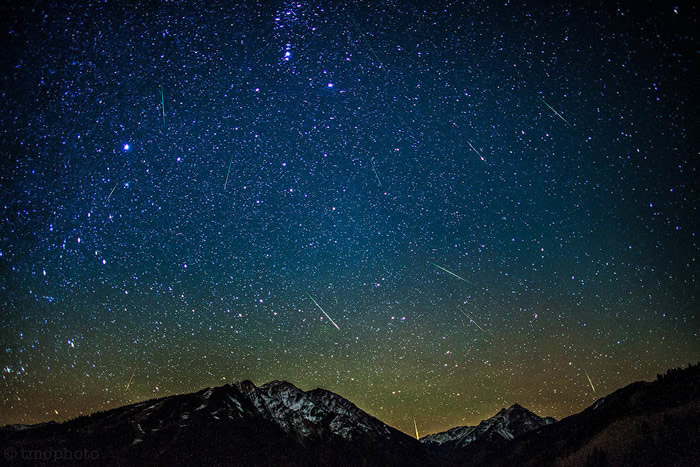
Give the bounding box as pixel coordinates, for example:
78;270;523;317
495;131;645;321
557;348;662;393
421;404;555;449
260;379;297;390
497;403;533;416
210;380;411;446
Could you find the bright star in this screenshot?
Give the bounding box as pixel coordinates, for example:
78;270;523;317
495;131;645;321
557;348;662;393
123;143;130;151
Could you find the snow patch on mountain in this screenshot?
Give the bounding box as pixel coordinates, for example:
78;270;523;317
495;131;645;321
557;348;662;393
224;380;397;443
421;404;556;449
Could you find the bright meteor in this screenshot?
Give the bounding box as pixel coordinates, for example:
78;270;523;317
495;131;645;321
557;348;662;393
584;368;596;393
541;98;573;127
467;140;485;161
413;418;420;440
305;291;341;330
428;261;470;284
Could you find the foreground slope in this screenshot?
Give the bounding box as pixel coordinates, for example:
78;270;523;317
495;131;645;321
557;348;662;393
482;363;700;466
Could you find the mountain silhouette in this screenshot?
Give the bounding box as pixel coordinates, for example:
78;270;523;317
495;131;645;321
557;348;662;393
2;363;698;466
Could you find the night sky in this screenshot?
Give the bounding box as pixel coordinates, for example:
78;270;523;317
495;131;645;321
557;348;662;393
0;0;697;436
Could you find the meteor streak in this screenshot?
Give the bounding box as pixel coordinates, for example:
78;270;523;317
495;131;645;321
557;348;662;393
125;360;139;392
467;140;485;161
349;13;385;70
584;368;596;393
541;98;573;127
458;309;486;333
106;181;119;202
224;156;233;190
428;261;470;284
413;418;420;440
305;291;341;330
371;157;382;186
161;85;166;128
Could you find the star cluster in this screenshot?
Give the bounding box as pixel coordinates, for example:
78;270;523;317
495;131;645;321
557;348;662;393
0;0;697;435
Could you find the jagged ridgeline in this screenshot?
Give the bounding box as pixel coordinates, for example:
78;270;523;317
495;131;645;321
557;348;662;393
1;364;699;466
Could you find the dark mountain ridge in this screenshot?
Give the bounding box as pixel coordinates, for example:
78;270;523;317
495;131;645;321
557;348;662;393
0;380;434;466
2;363;699;466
